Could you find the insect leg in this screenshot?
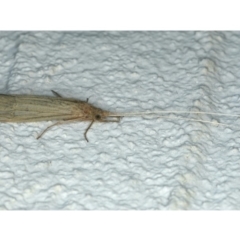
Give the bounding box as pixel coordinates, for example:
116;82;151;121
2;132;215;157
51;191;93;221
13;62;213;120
84;120;94;142
51;90;89;103
37;121;65;139
51;90;62;98
37;118;82;140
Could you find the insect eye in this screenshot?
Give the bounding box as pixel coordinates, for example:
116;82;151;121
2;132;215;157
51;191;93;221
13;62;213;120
95;114;101;120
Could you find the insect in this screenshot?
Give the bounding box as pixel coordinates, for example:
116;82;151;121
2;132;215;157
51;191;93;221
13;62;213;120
0;90;238;142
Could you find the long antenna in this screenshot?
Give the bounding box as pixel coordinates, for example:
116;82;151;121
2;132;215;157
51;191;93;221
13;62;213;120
146;115;236;128
108;110;240;118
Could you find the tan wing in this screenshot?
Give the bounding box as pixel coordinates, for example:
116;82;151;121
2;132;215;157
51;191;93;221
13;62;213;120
0;94;85;122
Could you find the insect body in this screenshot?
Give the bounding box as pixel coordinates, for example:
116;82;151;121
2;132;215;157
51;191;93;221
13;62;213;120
0;91;239;142
0;91;119;141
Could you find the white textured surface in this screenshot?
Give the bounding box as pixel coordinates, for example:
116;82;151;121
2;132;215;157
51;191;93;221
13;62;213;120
0;31;240;210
